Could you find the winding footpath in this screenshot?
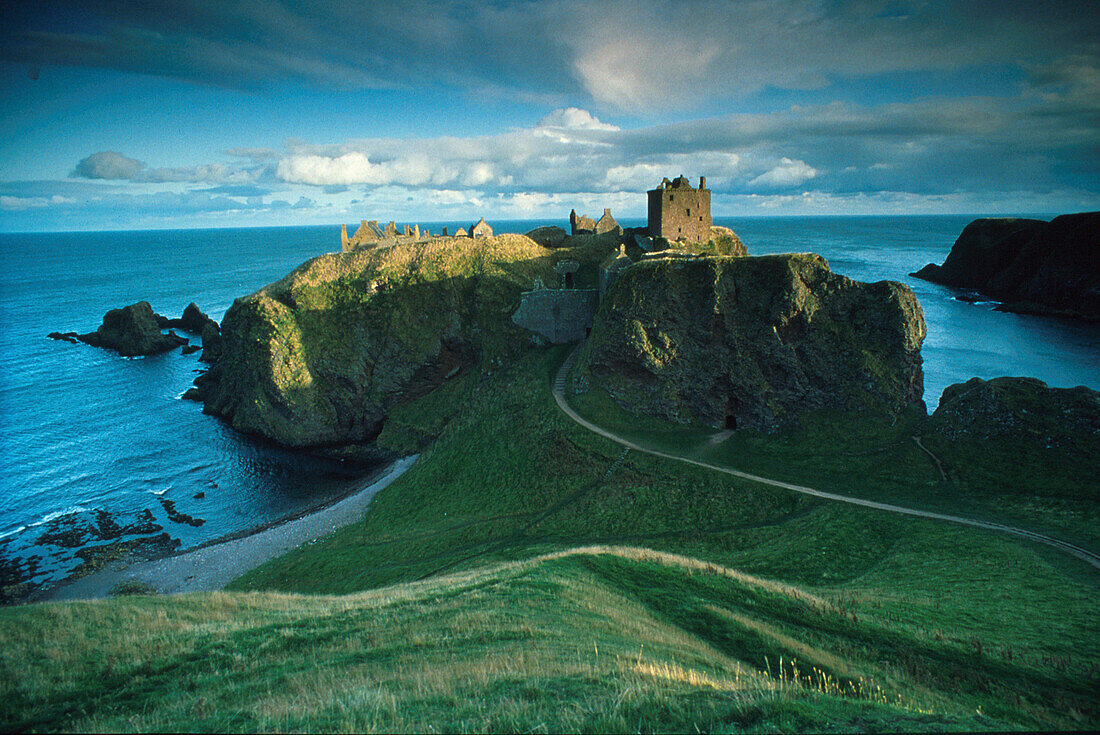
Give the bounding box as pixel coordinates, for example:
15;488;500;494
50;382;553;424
553;348;1100;570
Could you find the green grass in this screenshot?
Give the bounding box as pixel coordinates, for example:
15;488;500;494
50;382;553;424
1;550;1062;733
570;379;1099;549
3;346;1097;731
224;346;1097;728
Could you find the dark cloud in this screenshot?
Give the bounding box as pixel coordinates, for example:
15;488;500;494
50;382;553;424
72;150;145;179
70;152;272;185
4;1;1099;113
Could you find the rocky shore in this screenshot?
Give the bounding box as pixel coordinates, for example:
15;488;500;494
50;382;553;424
48;300;222;357
44;455;415;601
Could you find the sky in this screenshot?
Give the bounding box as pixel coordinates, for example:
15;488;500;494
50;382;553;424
1;0;1098;231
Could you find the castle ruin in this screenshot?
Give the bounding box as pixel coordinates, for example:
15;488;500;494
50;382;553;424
343;174;719;344
570;208;622;236
341;217;494;252
647;175;711;241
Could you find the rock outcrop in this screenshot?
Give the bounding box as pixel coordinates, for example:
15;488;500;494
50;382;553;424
192;234;588;454
911;213;1100;320
571;254;926;431
158;302;218;334
198;322;223;363
928;377;1100;444
76;301;187;356
705;226;748;256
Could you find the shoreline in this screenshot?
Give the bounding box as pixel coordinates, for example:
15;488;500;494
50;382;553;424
41;454;418;602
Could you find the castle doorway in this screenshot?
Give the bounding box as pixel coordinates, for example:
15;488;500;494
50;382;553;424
564;272;574;289
724;414;737;430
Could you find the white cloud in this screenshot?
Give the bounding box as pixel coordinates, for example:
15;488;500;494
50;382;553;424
50;85;1100;226
276;153;380;186
748;158;818;189
536;108;619;131
1;195;51;210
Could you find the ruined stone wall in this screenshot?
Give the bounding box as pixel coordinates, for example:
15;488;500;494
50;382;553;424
512;288;598;343
647;184;711;241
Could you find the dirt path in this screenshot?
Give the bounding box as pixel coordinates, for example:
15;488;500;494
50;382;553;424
45;455;418;601
553;348;1100;570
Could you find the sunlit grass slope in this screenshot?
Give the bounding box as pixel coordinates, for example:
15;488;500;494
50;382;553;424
0;548;1067;733
3;347;1096;731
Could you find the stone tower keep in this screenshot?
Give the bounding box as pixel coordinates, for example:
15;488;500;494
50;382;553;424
647;175;711;241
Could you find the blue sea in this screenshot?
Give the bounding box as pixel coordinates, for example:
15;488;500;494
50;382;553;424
1;216;1098;593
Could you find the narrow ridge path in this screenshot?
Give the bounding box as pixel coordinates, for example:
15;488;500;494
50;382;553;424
553;347;1100;570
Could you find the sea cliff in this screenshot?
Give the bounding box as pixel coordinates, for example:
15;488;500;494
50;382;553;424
193;233;621;455
570;254;926;430
912;212;1100;320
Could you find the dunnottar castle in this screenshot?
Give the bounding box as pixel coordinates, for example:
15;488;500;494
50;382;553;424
340;175;711;251
341;176;719;344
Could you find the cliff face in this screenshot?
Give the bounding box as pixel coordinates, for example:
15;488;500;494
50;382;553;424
196;234;570;453
912;213;1100;320
570;254;926;430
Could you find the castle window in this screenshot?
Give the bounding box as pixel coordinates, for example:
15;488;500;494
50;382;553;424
686;208;691;216
669;195;674;202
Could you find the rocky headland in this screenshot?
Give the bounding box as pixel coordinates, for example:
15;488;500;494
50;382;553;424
570;253;926;431
930;376;1100;445
190;233;599;457
911;212;1100;320
924;377;1100;509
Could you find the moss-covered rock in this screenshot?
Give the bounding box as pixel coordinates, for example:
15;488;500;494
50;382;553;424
571;254;926;431
196;234;617;455
925;377;1100;506
698;225;748;256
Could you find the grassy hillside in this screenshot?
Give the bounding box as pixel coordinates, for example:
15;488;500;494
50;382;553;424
4;345;1097;731
4;549;1016;733
570;375;1099;549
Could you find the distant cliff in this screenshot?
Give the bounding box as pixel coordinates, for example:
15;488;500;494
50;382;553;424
570;254;926;431
911;213;1100;320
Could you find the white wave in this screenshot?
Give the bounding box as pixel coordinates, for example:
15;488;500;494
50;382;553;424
30;505;91;526
0;525;28;540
